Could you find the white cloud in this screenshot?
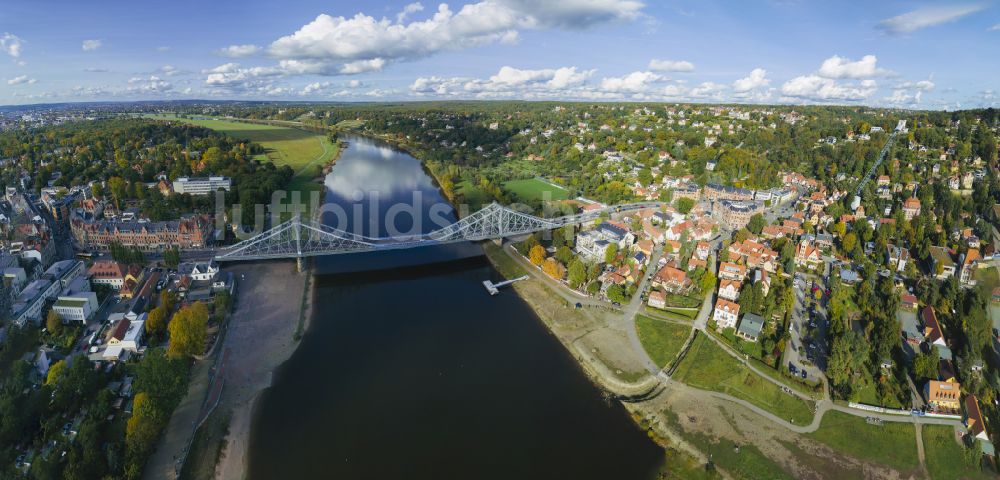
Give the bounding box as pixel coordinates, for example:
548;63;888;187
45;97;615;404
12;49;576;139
780;75;877;101
301;81;331;95
877;5;983;34
600;71;662;92
397;2;425;23
265;0;643;74
817;55;889;79
84;67;110;73
732;68;769;92
896;79;935;91
160;65;180;76
648;59;694;72
1;33;24;58
487;65;593;88
157;46;171;52
82;39;102;51
689;81;726;98
218;44;261;57
127;75;173;93
7;75;35;85
338;58;386;74
885;89;917;105
990;23;1000;31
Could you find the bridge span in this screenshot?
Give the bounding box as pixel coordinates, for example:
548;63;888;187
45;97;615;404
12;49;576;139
214;201;665;267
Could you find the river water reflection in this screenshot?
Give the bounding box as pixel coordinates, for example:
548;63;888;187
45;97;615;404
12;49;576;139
246;135;664;479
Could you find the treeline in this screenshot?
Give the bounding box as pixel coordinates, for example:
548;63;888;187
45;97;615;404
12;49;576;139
0;118;293;224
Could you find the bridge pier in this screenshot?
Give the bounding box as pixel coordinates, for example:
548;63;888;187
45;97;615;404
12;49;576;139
296;256;306;273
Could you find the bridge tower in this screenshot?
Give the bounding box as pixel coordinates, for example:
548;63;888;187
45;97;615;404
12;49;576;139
293;215;305;273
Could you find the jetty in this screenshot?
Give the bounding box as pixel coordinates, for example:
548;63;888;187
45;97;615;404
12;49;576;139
483;276;529;296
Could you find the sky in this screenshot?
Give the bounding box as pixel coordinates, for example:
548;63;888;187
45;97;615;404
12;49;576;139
0;0;998;109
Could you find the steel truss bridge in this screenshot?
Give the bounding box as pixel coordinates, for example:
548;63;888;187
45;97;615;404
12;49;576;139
214;201;664;262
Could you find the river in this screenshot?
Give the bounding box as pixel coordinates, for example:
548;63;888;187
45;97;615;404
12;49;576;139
246;135;664;479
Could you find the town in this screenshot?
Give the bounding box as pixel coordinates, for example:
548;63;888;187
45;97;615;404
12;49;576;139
0;97;997;479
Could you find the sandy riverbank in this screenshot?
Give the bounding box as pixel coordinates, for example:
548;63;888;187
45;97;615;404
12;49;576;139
208;261;313;480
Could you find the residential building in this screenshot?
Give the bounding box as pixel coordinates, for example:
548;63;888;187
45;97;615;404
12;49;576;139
647;290;666;310
737;313;765;342
886;244;910;273
921;306;948;348
172;176;232;195
966;394;990;441
719;262;747;281
178;260;219;281
103;317;145;361
717;200;761;229
929;246;956;280
924;380;961;411
718;278;741;301
71;214;214;250
704;183;754;202
795;239;823;270
652;265;691;293
902;197;921;220
959;248;980;285
713;298;740;330
88;260;128;289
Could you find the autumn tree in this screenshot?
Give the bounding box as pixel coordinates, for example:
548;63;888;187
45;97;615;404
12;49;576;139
46;310;62;336
529;244;546;266
146;306;168;339
167;302;208;359
45;360;66;385
542;257;565;280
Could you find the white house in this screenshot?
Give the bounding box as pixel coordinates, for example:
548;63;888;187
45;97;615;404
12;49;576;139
713;298;740;330
178;261;219;281
52;292;99;323
103;317;145;361
718;279;741;302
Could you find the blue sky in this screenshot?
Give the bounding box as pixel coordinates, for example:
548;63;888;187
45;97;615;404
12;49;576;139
1;0;998;108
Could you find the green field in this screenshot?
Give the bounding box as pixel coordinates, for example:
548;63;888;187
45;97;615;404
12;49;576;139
635;315;691;368
145;114;337;196
806;411;918;472
672;334;815;424
922;425;992;479
503;178;570;202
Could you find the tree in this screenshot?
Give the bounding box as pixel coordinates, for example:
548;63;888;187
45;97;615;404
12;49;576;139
568;259;586;289
604;243;619;264
163;247;180;268
841;232;857;256
554;245;574;265
675;197;695;214
827;330;869;397
542;258;565;280
46;310;62;336
167;302;208;359
528;244;546;266
699;269;717;294
146;306;168;338
45;360;66;385
108;176;127;210
747;213;766;235
913;346;939;381
606;284;626;304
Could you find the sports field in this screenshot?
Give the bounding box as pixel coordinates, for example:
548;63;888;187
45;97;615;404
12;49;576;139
145;114;337;191
503;178;569;202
